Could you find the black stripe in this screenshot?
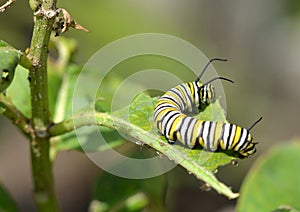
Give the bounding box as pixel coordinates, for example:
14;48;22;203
161;110;174;136
196;121;205;147
195;82;204;110
212;122;218;149
225;124;234;150
206;121;213;151
184;117;195;146
219;124;225;149
237;130;249;151
169;88;186;110
160;97;183;112
166;114;181;142
177;85;191;112
180;83;194;111
154;103;174;119
232;126;243;150
161;110;180;137
189;118;198;147
190;82;199;112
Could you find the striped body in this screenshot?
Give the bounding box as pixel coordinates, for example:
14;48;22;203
153;81;256;157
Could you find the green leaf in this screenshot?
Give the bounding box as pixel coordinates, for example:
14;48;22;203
51;66;144;153
173;100;234;172
0;184;18;212
50;68;128;153
114;93;238;198
129;93;156;131
237;141;300;212
0;40;21;92
128;93;234;171
6;65;31;117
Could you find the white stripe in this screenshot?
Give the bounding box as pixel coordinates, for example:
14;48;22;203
180;117;197;146
202;121;210;149
228;125;236;149
209;122;217;151
162;111;179;133
235;128;248;151
193;82;200;106
180;84;194;112
222;123;230;147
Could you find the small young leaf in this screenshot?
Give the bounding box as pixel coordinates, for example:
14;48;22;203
237;141;300;212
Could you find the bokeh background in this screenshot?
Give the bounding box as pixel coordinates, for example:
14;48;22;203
1;1;300;211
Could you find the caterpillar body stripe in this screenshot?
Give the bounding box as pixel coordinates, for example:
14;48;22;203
153;58;261;158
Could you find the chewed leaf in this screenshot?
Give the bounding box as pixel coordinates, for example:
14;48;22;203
196;99;227;122
111;93;238;199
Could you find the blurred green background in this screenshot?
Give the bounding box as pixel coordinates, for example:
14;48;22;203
1;0;300;211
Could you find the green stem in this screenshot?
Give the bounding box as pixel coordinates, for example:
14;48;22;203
0;94;32;138
28;0;59;211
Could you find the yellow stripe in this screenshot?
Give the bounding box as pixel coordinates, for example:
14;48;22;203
199;137;205;148
154;107;175;131
188;82;195;100
163;90;183;105
232;126;242;147
177;85;188;104
191;119;200;143
213;122;223;150
155;99;176;107
219;139;225;149
168;114;184;140
197;121;205;147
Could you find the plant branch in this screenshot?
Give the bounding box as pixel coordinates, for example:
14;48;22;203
27;0;59;211
49;111;239;199
0;94;32;138
0;0;15;12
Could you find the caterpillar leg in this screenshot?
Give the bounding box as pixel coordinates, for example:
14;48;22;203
157;131;163;136
157;131;175;144
167;139;176;145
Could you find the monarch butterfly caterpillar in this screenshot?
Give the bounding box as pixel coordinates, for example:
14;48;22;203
153;58;262;158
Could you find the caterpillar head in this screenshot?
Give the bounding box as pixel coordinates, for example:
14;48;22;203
196;77;233;106
199;83;216;105
238;117;262;158
195;58;232;106
238;133;257;158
